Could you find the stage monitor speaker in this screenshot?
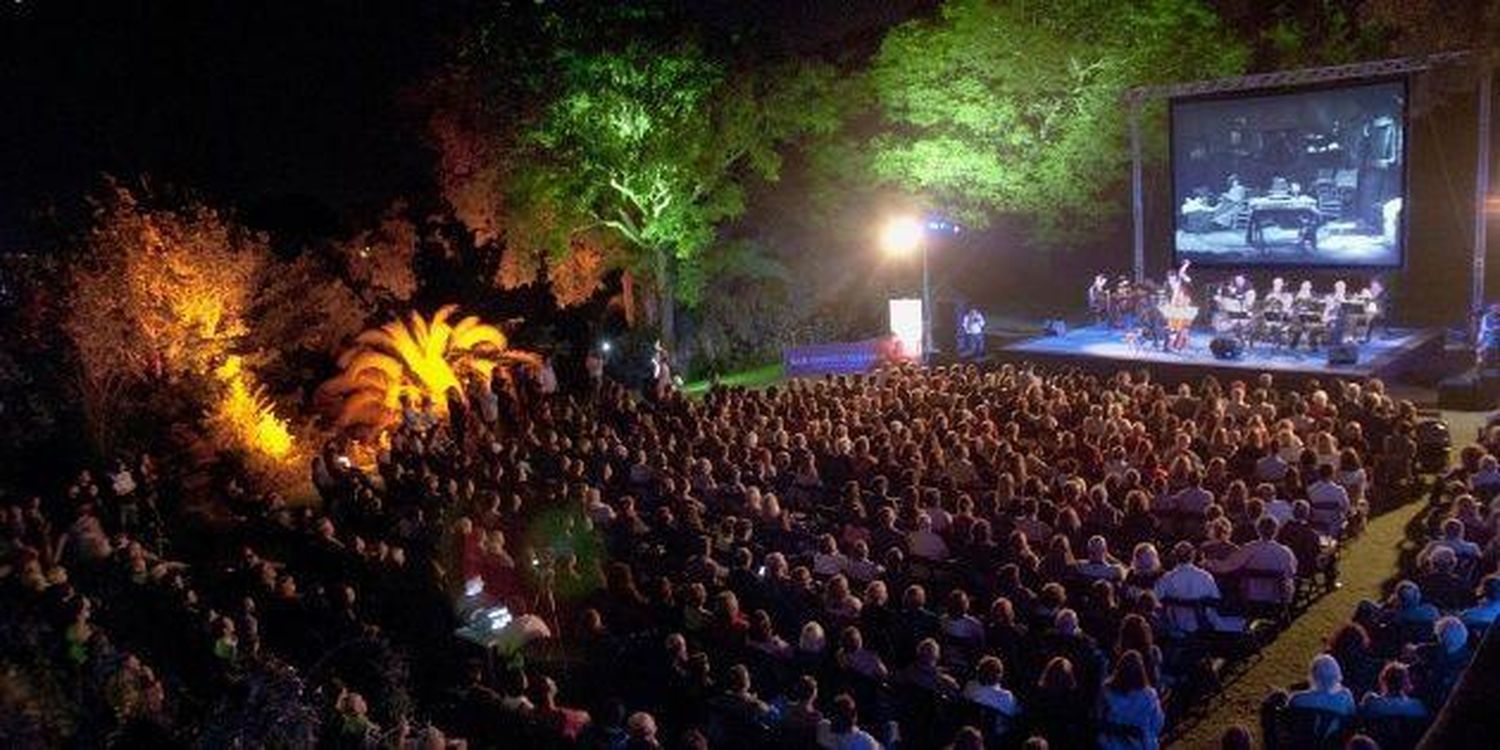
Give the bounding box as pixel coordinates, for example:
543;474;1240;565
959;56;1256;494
1327;344;1359;366
1438;373;1493;411
1209;336;1243;360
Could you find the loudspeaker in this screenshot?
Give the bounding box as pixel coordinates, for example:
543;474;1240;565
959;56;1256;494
1438;373;1492;410
1327;344;1359;366
1209;336;1243;360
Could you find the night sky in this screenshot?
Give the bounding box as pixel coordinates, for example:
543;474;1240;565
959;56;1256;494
0;0;933;250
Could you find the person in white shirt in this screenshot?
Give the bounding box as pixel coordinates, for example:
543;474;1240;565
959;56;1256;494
961;308;987;359
1307;464;1352;538
1259;483;1294;526
1154;542;1243;634
907;513;950;561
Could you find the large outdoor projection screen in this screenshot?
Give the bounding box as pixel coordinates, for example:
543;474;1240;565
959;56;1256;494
1170;78;1407;268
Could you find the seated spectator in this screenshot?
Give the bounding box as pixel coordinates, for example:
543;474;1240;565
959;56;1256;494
1126;542;1164;592
940;589;985;650
817;693;882;750
626;711;662;750
845;540;884;584
1098;650;1165;750
901;637;961;698
1277;500;1327;578
961;655;1020;736
535;674;592;741
1472;455;1500;499
1114;614;1164;689
1460;574;1500;631
781;676;824;738
1416;547;1474;611
1419;518;1482;566
813;534;849;577
1040;609;1104;692
837;626;889;681
1359;662;1427;719
1362;580;1439;642
1307;464;1352;538
1205;515;1297;606
1198;518;1239;564
907;513;949;561
1258;483;1294;526
1155;542;1240;634
1287;654;1357;717
709;663;772;727
1326;623;1383;698
1410;616;1472;706
1029;657;1086;747
1075;535;1126;583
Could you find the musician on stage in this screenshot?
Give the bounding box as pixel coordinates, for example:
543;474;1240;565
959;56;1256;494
1088;274;1109;325
1225;274;1253;302
1163;260;1194;351
1358;278;1388;342
1290;280;1325;351
1326;279;1351;345
1167;260;1193;306
1479;304;1500;367
1266;277;1294;310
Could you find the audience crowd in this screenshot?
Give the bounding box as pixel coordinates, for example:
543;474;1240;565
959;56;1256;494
0;362;1470;749
1261;439;1500;749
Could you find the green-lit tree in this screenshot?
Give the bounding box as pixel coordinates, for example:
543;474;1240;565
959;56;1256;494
867;0;1249;245
518;41;845;346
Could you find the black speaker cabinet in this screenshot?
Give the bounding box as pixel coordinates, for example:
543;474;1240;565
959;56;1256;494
1327;344;1359;366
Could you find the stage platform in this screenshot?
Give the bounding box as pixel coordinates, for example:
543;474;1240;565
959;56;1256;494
997;324;1444;384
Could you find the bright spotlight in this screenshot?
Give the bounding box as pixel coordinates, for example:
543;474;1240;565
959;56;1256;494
880;216;924;257
600;340;612;353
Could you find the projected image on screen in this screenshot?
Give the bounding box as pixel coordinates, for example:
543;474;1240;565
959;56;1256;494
1171;79;1406;268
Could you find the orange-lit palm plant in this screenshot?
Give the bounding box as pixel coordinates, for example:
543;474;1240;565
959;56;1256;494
322;305;536;436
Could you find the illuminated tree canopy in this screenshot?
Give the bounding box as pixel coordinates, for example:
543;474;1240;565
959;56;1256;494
515;40;846;343
868;0;1248;243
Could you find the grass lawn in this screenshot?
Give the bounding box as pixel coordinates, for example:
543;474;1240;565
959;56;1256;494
682;362;785;396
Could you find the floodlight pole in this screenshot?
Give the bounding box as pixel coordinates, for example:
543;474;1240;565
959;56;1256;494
1130;97;1145;283
1473;66;1493;328
922;241;933;365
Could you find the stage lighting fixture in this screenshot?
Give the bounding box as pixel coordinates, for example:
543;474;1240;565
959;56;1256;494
881;216;924;256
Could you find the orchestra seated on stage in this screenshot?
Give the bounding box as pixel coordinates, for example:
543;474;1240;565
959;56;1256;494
1087;271;1387;356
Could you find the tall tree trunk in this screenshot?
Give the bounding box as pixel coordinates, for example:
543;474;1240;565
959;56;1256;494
621;271;637;326
654;246;676;352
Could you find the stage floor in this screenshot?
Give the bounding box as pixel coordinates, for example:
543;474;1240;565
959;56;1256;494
1001;324;1443;381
